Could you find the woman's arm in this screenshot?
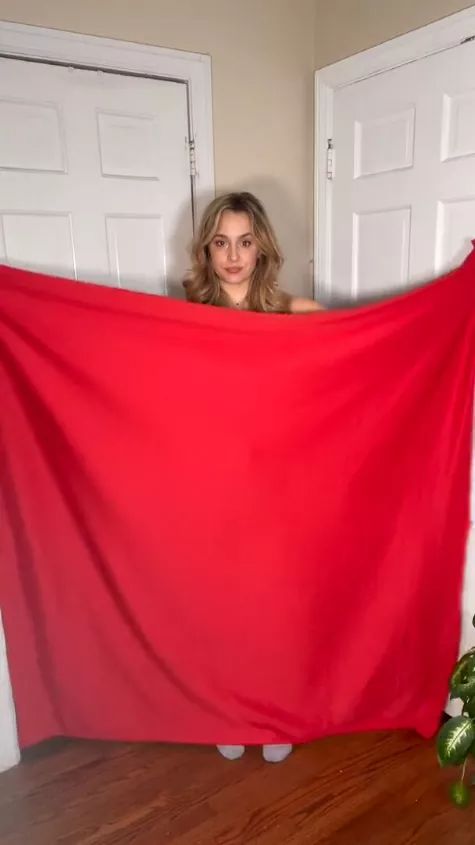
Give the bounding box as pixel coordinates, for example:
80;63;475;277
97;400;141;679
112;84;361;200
289;296;324;314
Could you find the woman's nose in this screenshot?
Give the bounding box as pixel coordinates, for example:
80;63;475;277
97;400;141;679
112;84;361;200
227;243;239;262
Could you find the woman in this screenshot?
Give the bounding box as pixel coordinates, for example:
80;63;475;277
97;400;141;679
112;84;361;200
184;191;321;315
185;192;322;763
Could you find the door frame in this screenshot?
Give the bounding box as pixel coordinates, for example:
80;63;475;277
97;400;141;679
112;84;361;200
0;20;215;775
0;20;215;223
314;4;475;299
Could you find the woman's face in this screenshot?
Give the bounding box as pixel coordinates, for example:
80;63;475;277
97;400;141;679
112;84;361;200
208;211;260;288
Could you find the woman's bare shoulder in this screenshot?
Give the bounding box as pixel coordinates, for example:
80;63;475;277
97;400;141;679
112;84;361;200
286;294;324;314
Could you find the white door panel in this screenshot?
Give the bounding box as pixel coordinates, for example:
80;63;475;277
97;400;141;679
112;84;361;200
331;40;475;298
0;48;197;773
0;57;193;295
326;39;475;684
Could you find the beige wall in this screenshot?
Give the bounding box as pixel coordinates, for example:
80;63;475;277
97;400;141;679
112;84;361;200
314;0;474;68
0;0;316;296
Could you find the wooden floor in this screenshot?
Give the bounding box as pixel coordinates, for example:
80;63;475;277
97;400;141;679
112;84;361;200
1;730;474;844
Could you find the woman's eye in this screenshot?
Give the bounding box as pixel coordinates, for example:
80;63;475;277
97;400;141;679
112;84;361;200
241;240;252;248
214;239;226;248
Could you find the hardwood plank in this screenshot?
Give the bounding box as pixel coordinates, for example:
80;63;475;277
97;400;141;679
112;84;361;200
0;731;473;844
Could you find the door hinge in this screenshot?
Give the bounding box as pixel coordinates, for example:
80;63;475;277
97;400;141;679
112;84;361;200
188;138;197;177
326;139;335;181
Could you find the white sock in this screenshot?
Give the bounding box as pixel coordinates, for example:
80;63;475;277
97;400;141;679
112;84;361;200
262;743;293;763
217;744;246;760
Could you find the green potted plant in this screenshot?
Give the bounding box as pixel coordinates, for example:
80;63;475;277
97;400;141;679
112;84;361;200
437;614;475;807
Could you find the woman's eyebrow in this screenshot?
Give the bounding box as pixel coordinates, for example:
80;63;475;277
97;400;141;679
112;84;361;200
214;232;253;238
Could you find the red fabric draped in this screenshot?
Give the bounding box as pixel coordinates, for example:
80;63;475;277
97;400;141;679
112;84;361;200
0;253;474;750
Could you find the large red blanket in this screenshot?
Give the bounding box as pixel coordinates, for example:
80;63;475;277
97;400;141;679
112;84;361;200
0;254;474;749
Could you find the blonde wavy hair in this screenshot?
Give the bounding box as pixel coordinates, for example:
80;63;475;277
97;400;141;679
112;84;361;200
184;192;290;312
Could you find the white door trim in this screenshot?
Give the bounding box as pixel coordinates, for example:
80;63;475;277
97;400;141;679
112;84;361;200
0;21;215;773
0;20;215;222
314;4;475;298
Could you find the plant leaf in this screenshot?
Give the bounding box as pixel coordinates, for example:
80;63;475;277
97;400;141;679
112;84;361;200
451;678;475;702
437;716;475;767
450;780;472;807
450;651;475;693
462;699;475;719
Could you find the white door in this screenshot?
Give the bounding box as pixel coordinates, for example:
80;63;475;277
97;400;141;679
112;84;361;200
328;39;475;299
0;56;194;771
0;57;193;297
321;38;475;712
